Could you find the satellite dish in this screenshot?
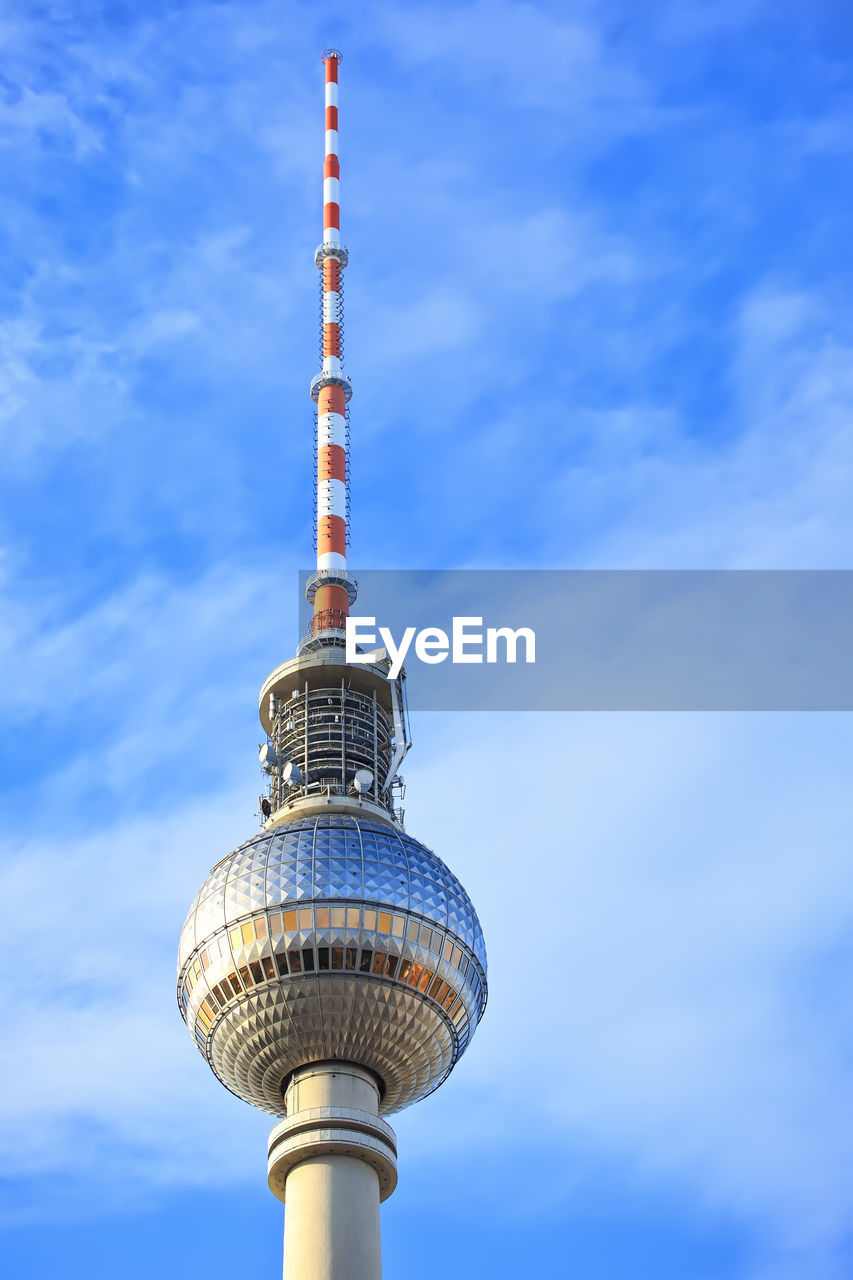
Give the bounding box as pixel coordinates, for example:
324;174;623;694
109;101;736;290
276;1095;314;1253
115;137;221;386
282;761;304;786
259;742;278;773
352;769;374;794
260;797;272;817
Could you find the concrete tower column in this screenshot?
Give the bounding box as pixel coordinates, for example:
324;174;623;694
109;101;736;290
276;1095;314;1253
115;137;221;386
268;1062;398;1280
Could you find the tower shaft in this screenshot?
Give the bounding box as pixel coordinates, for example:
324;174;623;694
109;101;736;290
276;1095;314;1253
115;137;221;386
269;1063;397;1280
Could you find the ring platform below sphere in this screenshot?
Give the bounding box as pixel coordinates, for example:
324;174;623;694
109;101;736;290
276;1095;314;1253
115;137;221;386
177;814;487;1115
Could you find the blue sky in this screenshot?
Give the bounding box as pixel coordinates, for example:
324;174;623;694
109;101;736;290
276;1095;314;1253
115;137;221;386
2;1;853;1277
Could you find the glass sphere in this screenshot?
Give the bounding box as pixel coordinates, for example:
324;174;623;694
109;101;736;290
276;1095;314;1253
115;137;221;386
177;813;487;1114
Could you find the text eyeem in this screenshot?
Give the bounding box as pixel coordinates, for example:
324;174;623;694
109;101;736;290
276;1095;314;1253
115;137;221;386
346;616;536;680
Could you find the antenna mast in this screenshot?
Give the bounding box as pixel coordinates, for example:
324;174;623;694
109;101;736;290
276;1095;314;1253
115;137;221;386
307;48;357;640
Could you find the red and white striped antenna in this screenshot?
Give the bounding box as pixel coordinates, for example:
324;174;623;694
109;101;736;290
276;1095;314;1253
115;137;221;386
306;49;357;642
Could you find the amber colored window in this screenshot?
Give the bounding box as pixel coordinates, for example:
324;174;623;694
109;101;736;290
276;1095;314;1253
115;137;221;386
407;920;419;943
298;908;313;930
317;947;330;970
359;949;373;973
346;908;360;929
230;927;242;950
211;983;225;1004
239;965;253;987
397;960;411;984
363;909;377;931
418;967;433;992
302;948;315;972
201;951;210;971
315;908;330;929
407;963;423;988
419;925;432;948
443;939;454;961
384;954;399;978
442;988;456;1010
377;911;392;933
261;956;275;980
275;952;289;977
254;918;268;940
429;976;444;1001
331;947;344;970
331;908;345;928
287;950;302;974
249;961;263;984
371;951;386;975
284;910;298;931
193;960;201;980
241;922;254;945
451;946;463;969
268;912;283;935
392;915;405;937
345;947;358;970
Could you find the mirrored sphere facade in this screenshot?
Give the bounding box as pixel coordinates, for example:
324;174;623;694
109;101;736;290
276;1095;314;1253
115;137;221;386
177;814;487;1115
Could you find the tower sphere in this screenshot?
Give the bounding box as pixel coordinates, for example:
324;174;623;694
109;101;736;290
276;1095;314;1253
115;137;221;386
177;812;487;1115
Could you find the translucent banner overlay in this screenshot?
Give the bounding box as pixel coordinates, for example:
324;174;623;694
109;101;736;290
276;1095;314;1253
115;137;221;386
297;570;853;710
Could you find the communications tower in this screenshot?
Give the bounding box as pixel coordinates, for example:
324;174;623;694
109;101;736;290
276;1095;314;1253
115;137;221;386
177;51;487;1280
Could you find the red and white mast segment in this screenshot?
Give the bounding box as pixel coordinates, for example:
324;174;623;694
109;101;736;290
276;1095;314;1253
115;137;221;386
308;49;356;637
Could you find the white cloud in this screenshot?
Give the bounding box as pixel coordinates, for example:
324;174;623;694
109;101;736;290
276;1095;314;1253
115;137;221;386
398;711;853;1272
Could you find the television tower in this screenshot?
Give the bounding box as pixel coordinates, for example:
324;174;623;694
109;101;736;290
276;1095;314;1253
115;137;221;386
177;51;487;1280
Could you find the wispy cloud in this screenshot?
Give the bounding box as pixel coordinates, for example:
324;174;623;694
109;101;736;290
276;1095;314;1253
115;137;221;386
1;2;851;1277
400;711;853;1274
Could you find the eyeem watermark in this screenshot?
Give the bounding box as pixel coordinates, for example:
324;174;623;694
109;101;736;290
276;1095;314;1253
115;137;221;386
346;616;536;680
